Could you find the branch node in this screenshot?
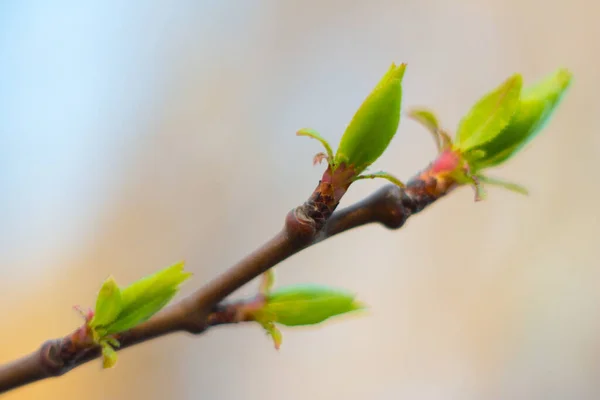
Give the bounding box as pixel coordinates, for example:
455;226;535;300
183;317;210;334
373;184;411;229
285;209;317;246
177;307;211;334
39;340;65;376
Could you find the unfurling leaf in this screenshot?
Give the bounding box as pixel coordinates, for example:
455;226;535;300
101;342;118;369
102;262;191;335
259;270;275;295
88;262;192;340
262;284;365;326
335;63;406;173
104;289;177;335
260;321;283;350
297;128;335;167
90;276;122;328
105;337;120;348
456;74;523;152
470;68;573;170
408;108;440;133
408;108;442;151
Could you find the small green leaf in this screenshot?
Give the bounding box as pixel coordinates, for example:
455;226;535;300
259;270;275;295
262;285;365;327
408;108;440;133
479;175;529;195
471;68;572;170
260;321;283;350
335;63;406;173
456;74;523;151
90;276;122;328
353;171;405;187
297;128;335;167
104;289;177;335
119;261;190;313
105;337;120;348
408;108;442;151
103;262;191;335
101;342;118;369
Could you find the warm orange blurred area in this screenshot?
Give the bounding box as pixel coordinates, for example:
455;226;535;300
1;1;598;399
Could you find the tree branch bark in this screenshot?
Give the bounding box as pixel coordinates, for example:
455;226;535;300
0;163;457;394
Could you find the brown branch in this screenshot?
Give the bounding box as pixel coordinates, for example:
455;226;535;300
0;164;456;394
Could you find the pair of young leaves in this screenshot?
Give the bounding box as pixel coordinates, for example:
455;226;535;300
410;67;572;196
457;68;572;171
89;262;192;368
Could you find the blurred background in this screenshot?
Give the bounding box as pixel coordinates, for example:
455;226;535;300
0;1;598;399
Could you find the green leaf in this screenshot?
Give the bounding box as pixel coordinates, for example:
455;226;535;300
105;337;120;348
119;261;190;313
456;74;523;152
335;63;406;173
102;262;191;335
471;68;572;170
408;108;440;133
90;276;122;328
408;108;442;151
353;171;405;187
104;290;177;335
259;270;275;295
296;128;335;166
260;321;283;350
101;342;118;369
262;285;365;327
479;175;529;195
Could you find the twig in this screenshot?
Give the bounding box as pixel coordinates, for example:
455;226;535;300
0;162;456;394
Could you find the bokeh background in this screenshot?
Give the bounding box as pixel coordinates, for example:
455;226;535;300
1;1;598;399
